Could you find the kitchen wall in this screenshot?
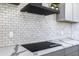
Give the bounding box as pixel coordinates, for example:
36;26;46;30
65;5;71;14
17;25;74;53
0;3;72;47
72;23;79;40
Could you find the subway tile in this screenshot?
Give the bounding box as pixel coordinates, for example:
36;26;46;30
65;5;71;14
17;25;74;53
0;3;72;47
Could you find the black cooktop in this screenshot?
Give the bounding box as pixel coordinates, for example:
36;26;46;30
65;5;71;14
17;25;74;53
22;41;61;52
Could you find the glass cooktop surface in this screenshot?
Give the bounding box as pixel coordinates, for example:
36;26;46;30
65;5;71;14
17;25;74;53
22;41;61;52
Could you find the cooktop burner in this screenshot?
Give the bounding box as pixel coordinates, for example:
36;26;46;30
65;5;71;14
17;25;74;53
22;41;61;52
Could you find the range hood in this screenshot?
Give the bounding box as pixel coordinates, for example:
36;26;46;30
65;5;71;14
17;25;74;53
21;3;60;15
9;3;20;5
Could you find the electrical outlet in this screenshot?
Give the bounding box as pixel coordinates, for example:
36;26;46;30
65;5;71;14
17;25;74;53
9;32;13;38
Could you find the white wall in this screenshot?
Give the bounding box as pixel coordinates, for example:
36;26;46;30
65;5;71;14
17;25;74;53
0;3;72;47
72;23;79;40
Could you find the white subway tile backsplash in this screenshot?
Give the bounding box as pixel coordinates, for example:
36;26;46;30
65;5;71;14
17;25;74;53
0;3;72;47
